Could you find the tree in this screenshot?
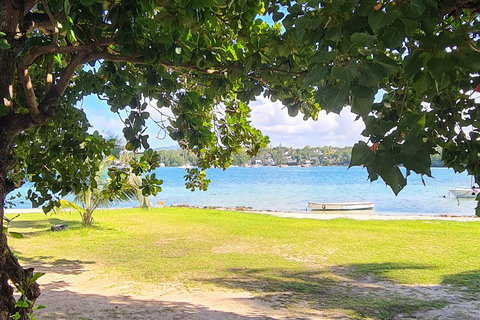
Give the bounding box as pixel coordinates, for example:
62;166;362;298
58;156;155;226
1;0;479;318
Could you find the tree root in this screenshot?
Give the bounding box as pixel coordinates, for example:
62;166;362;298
0;236;41;320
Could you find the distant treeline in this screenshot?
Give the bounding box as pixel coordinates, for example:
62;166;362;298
151;146;445;167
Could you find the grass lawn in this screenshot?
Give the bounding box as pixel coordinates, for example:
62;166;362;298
6;208;480;319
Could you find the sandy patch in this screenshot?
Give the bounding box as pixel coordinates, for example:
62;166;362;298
34;264;332;320
29;261;480;320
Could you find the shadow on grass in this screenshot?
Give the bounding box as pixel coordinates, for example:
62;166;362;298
335;262;434;281
442;269;480;292
200;264;447;320
8;217;116;236
8;217;81;230
16;256;95;276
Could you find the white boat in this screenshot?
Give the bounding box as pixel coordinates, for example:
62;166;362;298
449;188;479;198
308;201;375;211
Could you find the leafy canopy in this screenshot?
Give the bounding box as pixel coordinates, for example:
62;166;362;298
4;0;480;213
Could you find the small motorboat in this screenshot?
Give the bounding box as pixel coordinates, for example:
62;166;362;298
308;201;375;211
449;188;479;198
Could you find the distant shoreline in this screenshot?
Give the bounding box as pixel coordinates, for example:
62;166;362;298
5;206;478;222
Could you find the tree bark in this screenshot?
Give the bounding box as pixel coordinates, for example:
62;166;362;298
0;1;42;319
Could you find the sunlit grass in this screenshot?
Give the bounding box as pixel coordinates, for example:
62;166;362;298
7;208;480;319
8;208;480;286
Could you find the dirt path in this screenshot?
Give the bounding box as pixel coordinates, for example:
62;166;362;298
34;265;328;320
32;262;480;320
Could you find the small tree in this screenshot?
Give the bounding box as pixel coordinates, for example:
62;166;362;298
58;157;155;226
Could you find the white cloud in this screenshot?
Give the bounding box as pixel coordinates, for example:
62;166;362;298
81;95;366;149
249;97;365;148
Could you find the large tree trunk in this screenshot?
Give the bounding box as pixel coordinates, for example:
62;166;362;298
0;126;42;320
0;1;42;319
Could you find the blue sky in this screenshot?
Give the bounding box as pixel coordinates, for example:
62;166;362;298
80;95;366;149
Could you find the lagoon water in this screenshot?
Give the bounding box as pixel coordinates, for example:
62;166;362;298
12;166;478;216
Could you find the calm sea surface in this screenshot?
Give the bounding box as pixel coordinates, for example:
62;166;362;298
12;166;478;216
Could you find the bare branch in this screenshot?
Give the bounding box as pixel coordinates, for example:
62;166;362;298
45;59;54;94
40;0;58;44
18;39;115;69
28;52;89;126
53;52;89;98
17;67;40;123
22;0;39;15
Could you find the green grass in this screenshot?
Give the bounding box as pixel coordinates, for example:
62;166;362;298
7;208;480;319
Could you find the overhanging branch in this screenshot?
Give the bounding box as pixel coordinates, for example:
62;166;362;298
83;51;144;64
18;39;115;70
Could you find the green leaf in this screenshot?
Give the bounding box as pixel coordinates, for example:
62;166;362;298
379;165;406;195
273;11;284;21
14;301;29;308
64;0;71;15
67;29;77;43
372;54;399;77
0;32;5;37
359;67;382;87
303;64;328;86
80;0;96;6
309;50;336;64
359;54;399;86
427;56;452;78
413;71;431;94
287;105;299;117
29;272;45;283
332;60;358;82
380;21;405;48
351;32;376;46
349;141;375;167
9;232;23;239
402;51;423;79
368;10;400;33
0;38;10;49
351;84;375;99
402;0;426;18
332;0;346;7
323;84;349;112
325;25;342;42
142;47;158;64
352;96;374;117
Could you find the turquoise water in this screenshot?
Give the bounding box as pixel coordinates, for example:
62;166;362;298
151;166;476;216
11;166;477;216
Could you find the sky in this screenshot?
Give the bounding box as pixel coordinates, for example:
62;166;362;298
80;95;366;149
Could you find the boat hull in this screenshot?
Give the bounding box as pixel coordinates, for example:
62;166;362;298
449;188;479;198
308;202;375;211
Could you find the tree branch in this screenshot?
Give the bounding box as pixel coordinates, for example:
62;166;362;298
50;52;89;100
40;0;58;44
18;39;115;69
22;0;38;15
24;52;90;126
83;51;145;64
17;67;40;123
438;0;480;16
45;59;53;94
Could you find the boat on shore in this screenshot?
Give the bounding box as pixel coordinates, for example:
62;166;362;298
308;201;375;211
449;188;479;198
